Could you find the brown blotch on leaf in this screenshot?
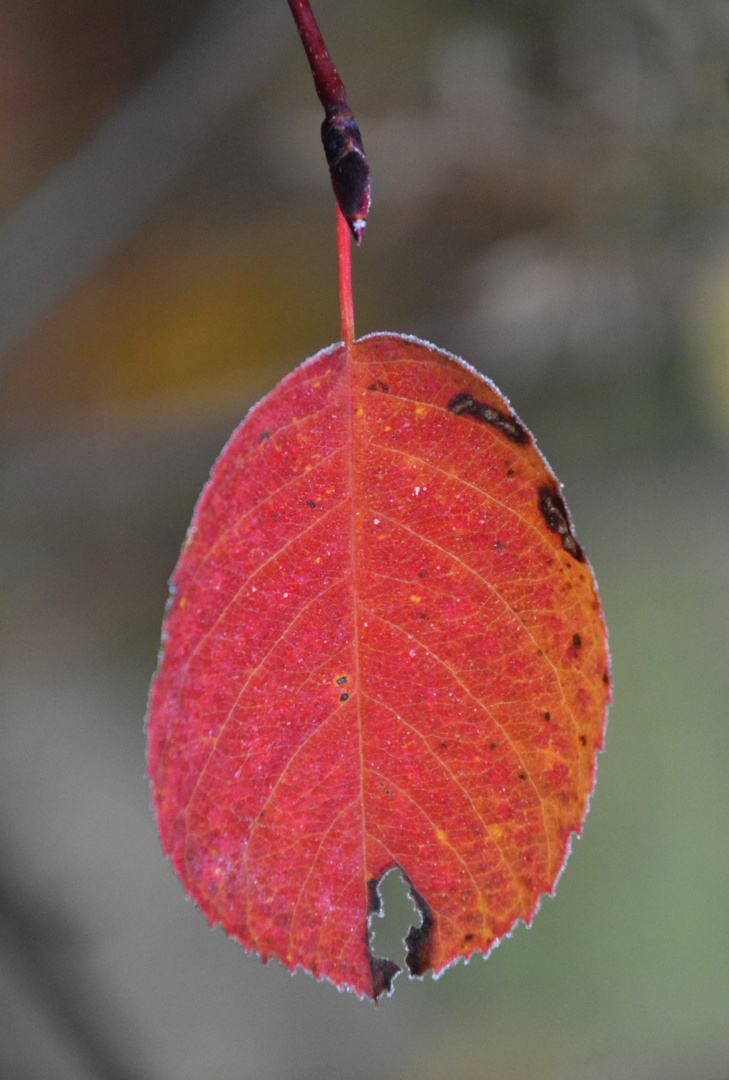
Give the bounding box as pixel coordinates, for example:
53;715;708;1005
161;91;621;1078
544;711;551;722
573;633;582;649
447;392;475;415
259;429;269;442
339;692;350;702
447;392;530;444
336;675;349;685
538;483;585;562
602;670;610;686
403;875;436;977
306;499;317;508
367;876;382;916
370;954;400;1001
367;379;389;392
579;734;587;746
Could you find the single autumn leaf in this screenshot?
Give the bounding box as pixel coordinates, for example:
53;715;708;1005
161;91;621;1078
147;331;610;1000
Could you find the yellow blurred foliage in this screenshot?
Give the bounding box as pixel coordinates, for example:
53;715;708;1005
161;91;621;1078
5;210;338;420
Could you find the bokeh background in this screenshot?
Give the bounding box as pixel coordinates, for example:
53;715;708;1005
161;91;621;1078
2;1;729;1078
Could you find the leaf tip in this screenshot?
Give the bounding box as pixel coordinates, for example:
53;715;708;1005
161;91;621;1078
369;954;401;1002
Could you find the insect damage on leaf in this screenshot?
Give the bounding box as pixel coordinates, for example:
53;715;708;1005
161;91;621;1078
538;482;585;562
146;332;610;1001
366;874;401;998
447;391;531;444
402;877;436;978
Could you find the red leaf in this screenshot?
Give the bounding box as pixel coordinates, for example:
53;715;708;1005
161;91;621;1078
147;333;610;1000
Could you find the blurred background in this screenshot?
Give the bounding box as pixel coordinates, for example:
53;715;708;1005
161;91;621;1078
1;0;728;1077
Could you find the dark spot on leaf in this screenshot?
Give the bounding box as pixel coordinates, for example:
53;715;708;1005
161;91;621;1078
403;876;435;978
544;711;551;721
519;772;527;780
447;392;475;415
447;391;530;444
463;933;474;943
367;876;382;916
494;539;503;549
336;675;349;685
538;483;585;562
489;741;498;749
367;379;389;392
259;430;269;442
507;468;515;476
602;671;610;686
306;500;317;508
339;692;350;702
416;610;428;620
579;734;587;746
370;954;400;1002
573;633;582;649
439;741;448;749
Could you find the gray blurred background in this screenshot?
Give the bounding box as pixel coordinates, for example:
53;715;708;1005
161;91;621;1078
1;1;729;1078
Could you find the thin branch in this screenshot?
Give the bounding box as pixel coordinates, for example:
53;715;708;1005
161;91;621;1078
287;0;371;243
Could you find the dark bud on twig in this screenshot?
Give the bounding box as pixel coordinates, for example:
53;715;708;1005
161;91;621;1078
321;107;371;245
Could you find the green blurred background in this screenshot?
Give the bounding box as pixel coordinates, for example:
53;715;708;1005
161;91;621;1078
1;1;728;1078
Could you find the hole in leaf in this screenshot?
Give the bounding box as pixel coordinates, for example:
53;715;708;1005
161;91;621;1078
368;868;422;969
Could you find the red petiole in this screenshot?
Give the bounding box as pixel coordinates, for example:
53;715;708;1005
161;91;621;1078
336;203;355;346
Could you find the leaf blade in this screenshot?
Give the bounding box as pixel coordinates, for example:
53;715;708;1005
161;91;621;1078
147;333;610;999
